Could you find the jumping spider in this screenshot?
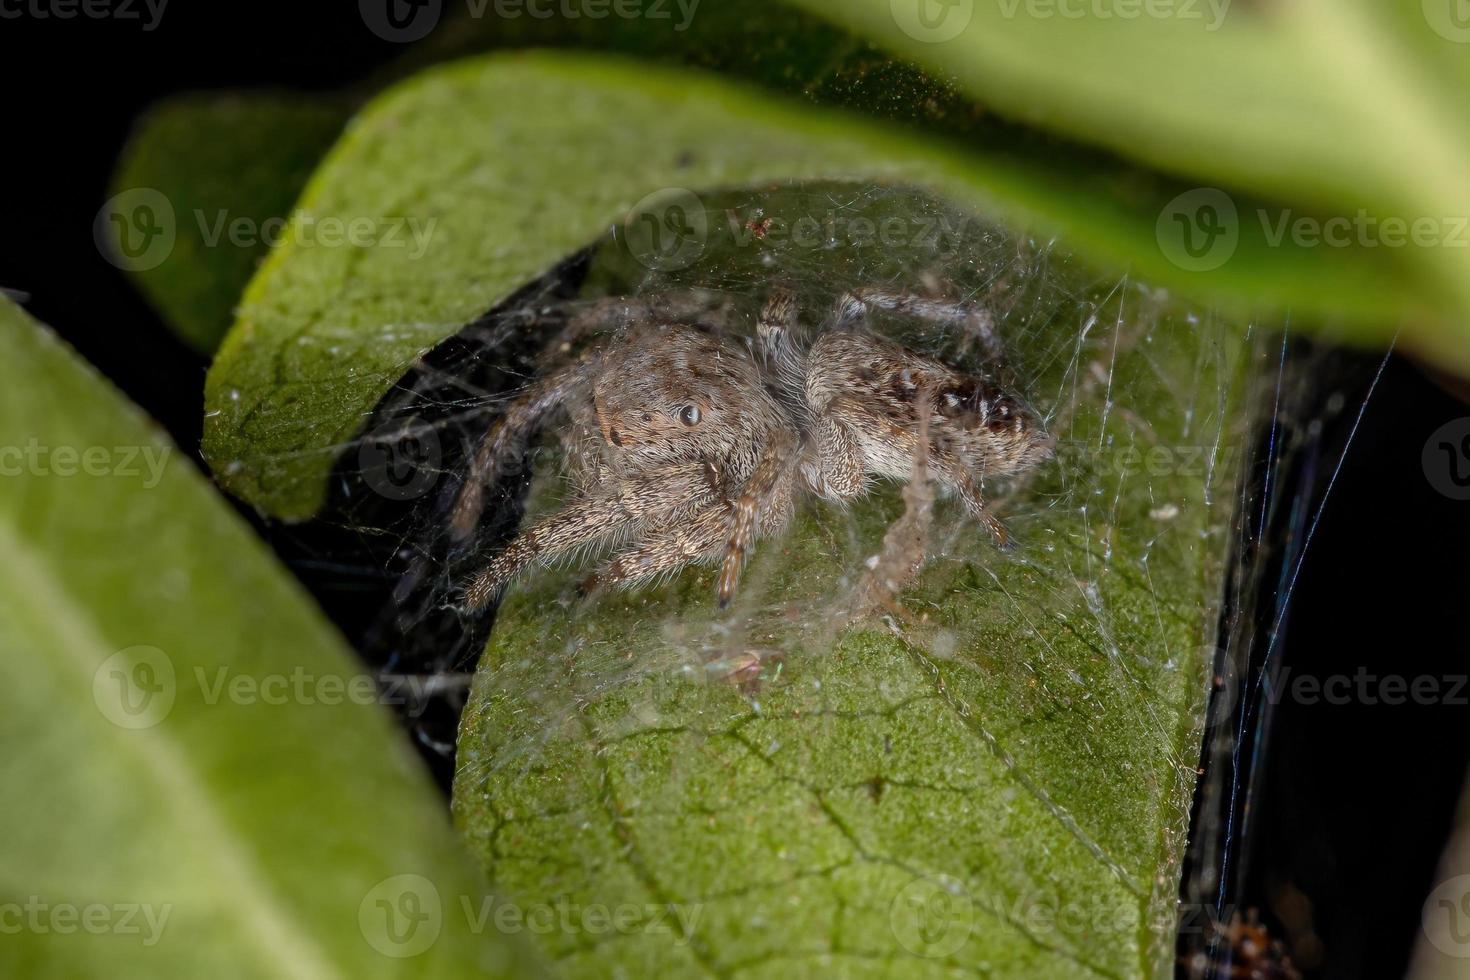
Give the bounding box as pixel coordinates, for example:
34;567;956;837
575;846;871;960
452;286;1054;612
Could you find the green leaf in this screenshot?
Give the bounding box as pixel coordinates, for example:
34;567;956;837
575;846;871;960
180;46;1256;976
0;297;542;979
785;0;1470;368
451;183;1250;977
203;50;1379;520
1411;784;1470;978
105;94;347;352
124;2;1454;362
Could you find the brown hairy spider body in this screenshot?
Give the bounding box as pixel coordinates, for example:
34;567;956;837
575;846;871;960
454;286;1053;612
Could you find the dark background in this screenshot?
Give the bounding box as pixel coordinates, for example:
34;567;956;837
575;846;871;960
2;7;1467;977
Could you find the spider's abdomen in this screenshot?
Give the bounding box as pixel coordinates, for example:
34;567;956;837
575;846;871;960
804;330;1052;482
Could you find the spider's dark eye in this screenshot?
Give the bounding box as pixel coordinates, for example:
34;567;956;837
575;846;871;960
679;404;702;426
641;412;653;423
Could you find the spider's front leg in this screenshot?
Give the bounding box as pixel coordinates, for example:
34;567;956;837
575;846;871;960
585;503;734;596
451;362;591;541
716;428;799;608
459;460;721;611
536;292;729;370
756;287;806;408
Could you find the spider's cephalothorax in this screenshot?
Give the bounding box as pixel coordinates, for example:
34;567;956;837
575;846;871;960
453;286;1053;612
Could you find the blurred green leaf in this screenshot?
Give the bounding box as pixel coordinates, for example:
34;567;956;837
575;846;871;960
1410;778;1470;977
786;0;1470;368
202;51;1382;519
105;95;346;352
116;1;1458;362
0;297;542;979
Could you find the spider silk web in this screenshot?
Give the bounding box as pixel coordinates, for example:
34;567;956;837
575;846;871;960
268;179;1354;975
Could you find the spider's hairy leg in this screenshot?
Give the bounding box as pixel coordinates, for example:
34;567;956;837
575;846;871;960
949;472;1015;553
855;389;936;619
756;287;806;401
537;292;730;370
460;495;621;612
459;461;718;611
822;394;1015;552
450;362;591;541
717;429;799;609
589;504;733;596
801;407;866;504
834;287;1004;362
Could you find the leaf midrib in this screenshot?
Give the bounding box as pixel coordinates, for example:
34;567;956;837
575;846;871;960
0;516;341;980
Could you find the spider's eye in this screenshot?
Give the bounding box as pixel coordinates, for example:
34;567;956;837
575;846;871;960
679;404;702;426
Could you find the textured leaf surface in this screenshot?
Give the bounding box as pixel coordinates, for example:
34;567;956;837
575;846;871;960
451;186;1251;978
174;45;1257;976
0;297;540;979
